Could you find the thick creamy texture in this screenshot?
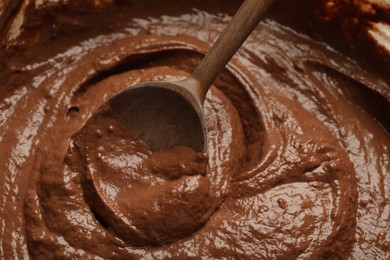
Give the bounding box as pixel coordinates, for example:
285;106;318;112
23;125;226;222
0;0;389;259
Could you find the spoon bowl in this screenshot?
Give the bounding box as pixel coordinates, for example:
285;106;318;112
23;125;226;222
109;81;207;152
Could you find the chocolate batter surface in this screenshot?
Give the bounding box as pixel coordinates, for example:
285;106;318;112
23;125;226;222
0;0;389;259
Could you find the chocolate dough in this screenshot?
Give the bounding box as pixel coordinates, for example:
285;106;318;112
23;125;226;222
0;0;389;259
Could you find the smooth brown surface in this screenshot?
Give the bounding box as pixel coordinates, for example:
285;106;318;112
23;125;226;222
0;0;389;259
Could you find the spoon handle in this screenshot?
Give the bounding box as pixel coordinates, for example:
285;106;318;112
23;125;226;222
184;0;275;102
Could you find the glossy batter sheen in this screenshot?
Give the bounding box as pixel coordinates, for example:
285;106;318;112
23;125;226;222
0;0;389;259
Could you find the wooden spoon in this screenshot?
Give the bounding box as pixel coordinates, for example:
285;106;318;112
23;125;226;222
109;0;275;152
